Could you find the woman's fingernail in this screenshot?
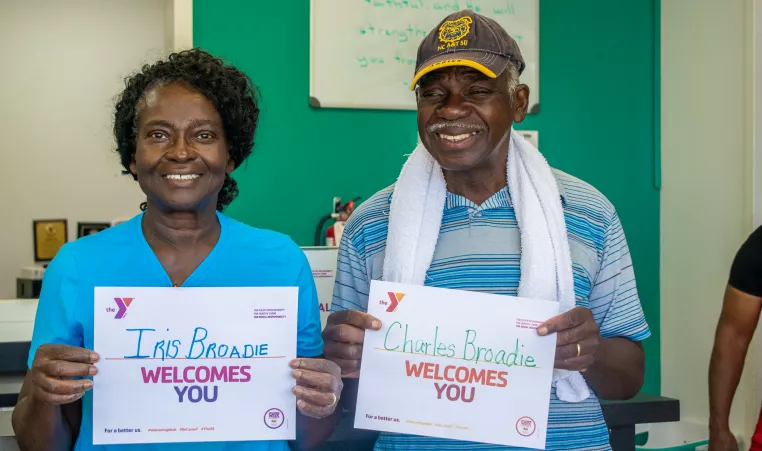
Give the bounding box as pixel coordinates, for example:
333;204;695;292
293;370;303;379
89;366;98;376
83;380;94;390
298;400;307;409
371;320;381;329
293;387;304;396
537;327;548;336
91;353;100;362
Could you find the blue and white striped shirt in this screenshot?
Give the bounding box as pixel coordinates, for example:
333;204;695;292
331;168;651;451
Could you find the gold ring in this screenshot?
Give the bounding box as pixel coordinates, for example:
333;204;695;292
327;393;338;408
576;343;582;357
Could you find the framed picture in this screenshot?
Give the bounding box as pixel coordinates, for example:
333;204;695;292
33;219;68;262
77;222;110;238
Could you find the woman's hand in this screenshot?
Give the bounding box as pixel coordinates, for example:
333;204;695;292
30;344;99;405
290;358;343;419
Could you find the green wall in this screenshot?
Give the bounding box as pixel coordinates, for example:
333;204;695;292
194;0;660;395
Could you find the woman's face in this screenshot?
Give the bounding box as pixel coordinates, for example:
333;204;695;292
130;82;233;213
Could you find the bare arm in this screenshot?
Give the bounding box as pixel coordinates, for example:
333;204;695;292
11;344;96;451
583;338;644;400
290;409;341;451
709;285;762;435
12;371;81;451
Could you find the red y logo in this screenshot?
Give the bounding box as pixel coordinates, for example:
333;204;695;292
114;297;133;319
386;292;405;312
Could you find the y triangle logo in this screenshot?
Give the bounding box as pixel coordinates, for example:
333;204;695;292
114;297;133;319
386;292;405;312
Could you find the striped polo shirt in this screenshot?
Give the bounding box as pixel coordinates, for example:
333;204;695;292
331;168;651;451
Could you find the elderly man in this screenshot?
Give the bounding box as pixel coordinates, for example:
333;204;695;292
324;9;650;451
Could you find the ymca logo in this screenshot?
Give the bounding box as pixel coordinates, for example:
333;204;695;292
113;297;134;319
379;292;405;312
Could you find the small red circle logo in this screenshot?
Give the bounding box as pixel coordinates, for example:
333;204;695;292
264;408;285;429
516;416;536;437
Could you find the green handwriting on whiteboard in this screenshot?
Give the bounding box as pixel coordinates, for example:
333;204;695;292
357;56;386;67
365;0;513;14
363;0;522;16
359;24;429;43
357;52;418;68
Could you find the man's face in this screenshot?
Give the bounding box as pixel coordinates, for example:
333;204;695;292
416;66;528;172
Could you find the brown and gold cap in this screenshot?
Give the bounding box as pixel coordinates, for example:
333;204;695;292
411;9;525;90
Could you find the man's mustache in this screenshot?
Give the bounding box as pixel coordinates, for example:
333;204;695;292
426;122;487;133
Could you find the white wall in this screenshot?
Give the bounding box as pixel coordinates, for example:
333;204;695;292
0;0;169;298
752;0;762;427
661;0;756;442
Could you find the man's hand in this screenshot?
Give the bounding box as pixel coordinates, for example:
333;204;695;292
29;344;99;405
538;307;601;372
708;428;738;451
290;358;343;419
322;310;381;378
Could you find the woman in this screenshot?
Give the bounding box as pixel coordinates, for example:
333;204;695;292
12;49;341;450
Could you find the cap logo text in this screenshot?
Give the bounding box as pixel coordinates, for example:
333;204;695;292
437;16;472;50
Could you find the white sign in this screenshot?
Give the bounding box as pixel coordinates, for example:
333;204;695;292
93;287;297;445
302;247;339;329
355;281;559;449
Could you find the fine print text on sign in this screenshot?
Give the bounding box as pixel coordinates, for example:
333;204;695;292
355;281;559;449
92;287;297;445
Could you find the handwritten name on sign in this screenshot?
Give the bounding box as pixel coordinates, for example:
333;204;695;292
93;287;298;444
355;281;558;449
119;326;271;404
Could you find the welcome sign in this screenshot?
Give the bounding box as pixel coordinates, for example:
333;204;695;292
92;287;297;444
355;281;559;449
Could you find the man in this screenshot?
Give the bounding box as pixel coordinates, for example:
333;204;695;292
324;9;649;450
708;226;762;451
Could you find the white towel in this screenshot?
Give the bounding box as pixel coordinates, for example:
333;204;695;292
383;129;590;403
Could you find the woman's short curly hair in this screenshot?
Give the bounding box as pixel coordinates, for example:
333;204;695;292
113;48;259;211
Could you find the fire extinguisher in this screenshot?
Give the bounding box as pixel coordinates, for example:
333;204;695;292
315;197;360;247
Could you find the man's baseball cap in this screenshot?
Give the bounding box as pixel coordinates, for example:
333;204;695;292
410;9;525;90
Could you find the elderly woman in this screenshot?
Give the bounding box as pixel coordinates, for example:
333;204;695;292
12;49;341;451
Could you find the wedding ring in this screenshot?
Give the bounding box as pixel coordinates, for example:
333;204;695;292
327;393;338;408
576;343;582;357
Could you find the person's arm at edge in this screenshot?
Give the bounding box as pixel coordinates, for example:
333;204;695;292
709;285;762;437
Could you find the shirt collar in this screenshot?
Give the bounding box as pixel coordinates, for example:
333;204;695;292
389;179;567;211
445;186;512;210
444;184;567;210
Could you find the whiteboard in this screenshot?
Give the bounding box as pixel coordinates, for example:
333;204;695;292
310;0;539;112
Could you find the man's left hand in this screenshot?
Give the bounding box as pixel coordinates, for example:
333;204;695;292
290;358;343;419
537;306;601;372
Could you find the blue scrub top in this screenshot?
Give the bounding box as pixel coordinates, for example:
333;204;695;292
27;212;324;450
